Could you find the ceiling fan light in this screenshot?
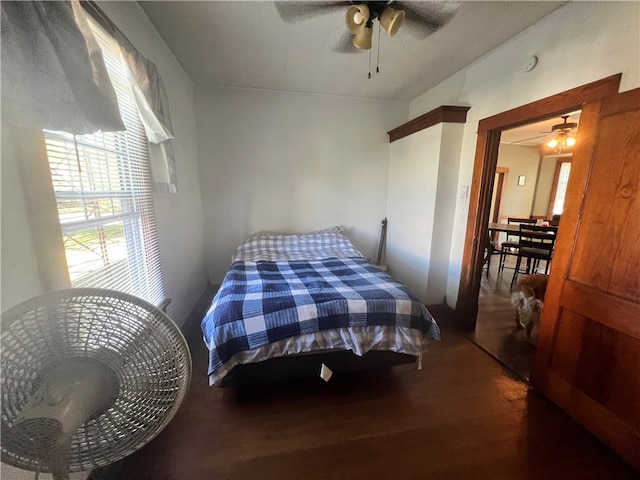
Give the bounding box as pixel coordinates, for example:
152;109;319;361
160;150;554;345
352;25;373;49
346;4;370;33
566;136;576;147
380;6;405;37
547;138;559;149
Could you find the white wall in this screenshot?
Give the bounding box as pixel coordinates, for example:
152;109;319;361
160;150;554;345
387;126;441;303
194;86;408;283
428;123;465;305
406;0;640;308
0;126;44;310
532;156;560;217
386;122;464;305
496;144;541;219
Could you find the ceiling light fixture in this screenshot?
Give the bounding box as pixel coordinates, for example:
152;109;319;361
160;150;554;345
346;3;405;50
346;2;406;78
547;115;578;153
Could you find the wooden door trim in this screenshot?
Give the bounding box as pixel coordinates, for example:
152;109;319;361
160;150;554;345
546;158;572;219
477;74;622;132
455;129;501;330
454;74;622;331
493;167;508;224
387;106;470;143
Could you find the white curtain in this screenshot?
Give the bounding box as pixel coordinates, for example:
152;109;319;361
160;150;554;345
111;28;178;193
0;1;124;134
1;0;178;193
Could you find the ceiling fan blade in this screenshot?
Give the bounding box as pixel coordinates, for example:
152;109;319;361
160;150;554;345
333;31;360;54
274;1;350;22
396;1;460;36
512;134;549;144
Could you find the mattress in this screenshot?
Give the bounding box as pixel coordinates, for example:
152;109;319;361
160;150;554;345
201;229;440;385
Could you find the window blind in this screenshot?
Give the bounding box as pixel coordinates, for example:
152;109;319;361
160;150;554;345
43;18;164;305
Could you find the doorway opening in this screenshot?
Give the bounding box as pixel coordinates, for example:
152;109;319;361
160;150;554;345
453;74;622;380
469;113;579;381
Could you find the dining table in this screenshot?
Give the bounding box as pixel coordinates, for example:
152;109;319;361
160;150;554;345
484;222;558;271
487;222;523;234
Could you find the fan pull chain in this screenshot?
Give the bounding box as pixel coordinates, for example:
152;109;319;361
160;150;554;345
376;22;381;73
367;23;381;78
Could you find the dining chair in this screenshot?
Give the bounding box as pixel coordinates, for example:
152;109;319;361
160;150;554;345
483;231;502;276
499;217;537;273
510;224;558;288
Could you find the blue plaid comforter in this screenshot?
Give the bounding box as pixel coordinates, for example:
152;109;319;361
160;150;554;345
202;257;441;380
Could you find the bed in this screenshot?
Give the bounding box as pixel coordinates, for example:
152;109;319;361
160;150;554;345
201;228;441;386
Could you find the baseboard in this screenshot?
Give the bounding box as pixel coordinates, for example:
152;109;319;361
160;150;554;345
426;302;456;328
181;281;219;341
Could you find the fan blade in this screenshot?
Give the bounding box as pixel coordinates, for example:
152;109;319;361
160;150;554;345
511;134;549;144
274;1;350;22
333;31;361;54
396;1;459;36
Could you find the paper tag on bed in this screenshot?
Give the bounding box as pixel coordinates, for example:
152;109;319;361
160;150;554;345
320;363;333;382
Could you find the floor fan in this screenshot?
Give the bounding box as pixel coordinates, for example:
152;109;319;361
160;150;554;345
0;289;192;480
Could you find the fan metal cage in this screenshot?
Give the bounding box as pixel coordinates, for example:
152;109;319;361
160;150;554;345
1;288;192;474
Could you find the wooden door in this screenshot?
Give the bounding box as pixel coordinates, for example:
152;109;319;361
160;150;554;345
530;88;640;470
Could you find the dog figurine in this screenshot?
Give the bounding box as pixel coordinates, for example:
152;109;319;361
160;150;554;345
511;274;548;337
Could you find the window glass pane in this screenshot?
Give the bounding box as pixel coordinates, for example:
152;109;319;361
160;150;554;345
552;162;571;215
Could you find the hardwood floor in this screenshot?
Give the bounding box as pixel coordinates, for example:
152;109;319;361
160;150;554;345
467;254;538;381
96;306;637;479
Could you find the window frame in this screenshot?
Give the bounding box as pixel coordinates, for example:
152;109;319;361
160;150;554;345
546;159;572;219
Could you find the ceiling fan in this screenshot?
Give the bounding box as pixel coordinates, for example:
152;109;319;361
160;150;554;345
543;115;578;151
545;115;578;134
274;1;460;53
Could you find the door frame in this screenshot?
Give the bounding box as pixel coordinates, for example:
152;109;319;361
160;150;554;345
454;74;622;331
489;167;508;244
491;167;508;224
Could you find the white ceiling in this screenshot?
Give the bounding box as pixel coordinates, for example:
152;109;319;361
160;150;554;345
139;1;566;100
500;110;581;146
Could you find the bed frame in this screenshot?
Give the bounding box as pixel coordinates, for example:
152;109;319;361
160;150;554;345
219;350;416;387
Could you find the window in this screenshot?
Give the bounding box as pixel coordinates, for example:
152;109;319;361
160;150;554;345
550;161;572;217
42;19;164;305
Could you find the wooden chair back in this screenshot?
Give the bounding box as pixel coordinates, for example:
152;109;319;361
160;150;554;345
518;224;557;256
505;217;537;243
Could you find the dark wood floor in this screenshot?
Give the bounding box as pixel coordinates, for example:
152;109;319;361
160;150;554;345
467;254;538;381
101;306;637;479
